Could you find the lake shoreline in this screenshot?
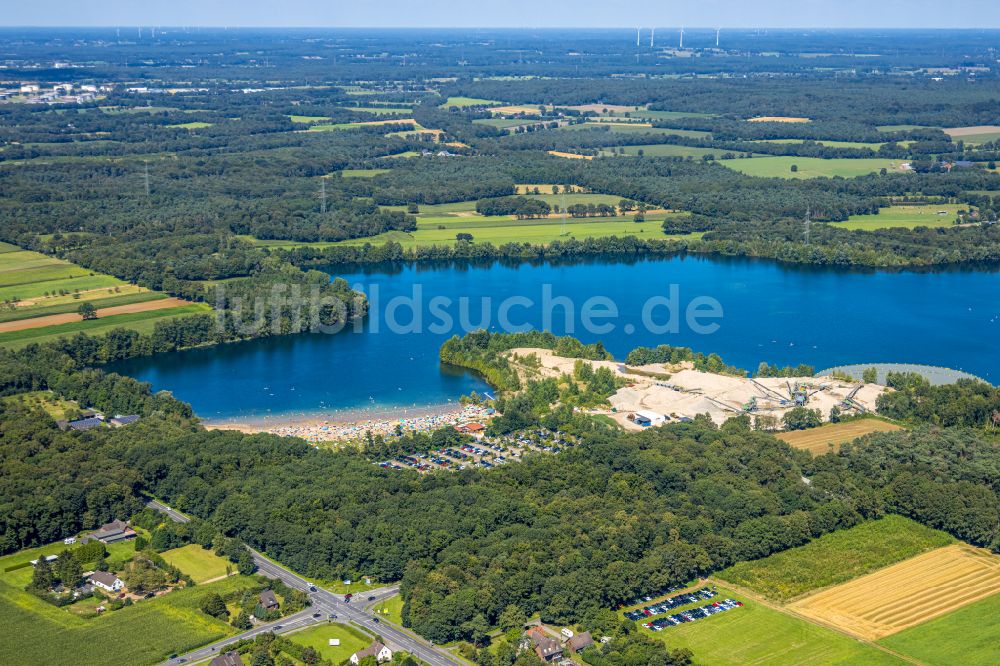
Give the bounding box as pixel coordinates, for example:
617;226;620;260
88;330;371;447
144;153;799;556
203;402;494;443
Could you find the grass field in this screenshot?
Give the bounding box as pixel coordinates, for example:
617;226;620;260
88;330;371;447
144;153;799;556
836;204;963;231
289;115;331;123
336;106;411;115
604;144;728;159
0;390;81;420
877;124;933;132
748;116;811;123
473;117;535;129
788;544;1000;640
717;516;955;602
649;584;904;666
776;418;904;455
0;288;161;324
371;594;403;624
721;156;904;179
440;96;502;108
0;303;212;349
306;119;419;132
750;138;888;150
560;123;711;138
878;591;1000;666
339;168;391;178
0;558;255;666
160;545;232;584
943;125;1000;144
547;150;593;160
166;122;213;129
287;622;372;663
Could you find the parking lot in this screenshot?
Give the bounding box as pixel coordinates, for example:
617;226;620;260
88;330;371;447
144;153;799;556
621;585;745;630
378;428;578;473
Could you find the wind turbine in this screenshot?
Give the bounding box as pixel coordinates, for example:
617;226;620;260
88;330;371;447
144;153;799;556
679;27;685;49
650;28;655;48
716;28;721;47
636;27;641;47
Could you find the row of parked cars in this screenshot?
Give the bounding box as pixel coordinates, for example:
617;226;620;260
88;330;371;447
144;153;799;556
378;428;580;474
622;587;714;620
643;598;743;630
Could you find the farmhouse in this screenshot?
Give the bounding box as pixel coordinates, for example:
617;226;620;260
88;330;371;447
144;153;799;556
534;638;563;662
210;652;243;666
88;571;124;593
83;519;136;544
567;632;594;653
259;589;280;610
350;641;393;664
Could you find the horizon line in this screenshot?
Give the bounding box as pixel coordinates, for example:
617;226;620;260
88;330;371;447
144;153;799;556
1;25;998;31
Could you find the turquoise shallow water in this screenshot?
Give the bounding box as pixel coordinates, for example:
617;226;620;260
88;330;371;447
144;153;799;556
107;255;1000;419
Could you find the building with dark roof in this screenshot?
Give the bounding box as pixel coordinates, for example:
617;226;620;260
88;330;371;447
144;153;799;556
567;631;594;653
259;589;280;610
210;652;243;666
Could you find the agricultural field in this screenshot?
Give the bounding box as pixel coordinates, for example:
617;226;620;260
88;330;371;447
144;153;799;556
747;116;811;123
288;115;331;123
717;516;955;602
647;584;904;666
721;156;905;179
0;550;255;666
879;592;1000;666
788;543;1000;640
835;204;965;230
877;124;934;132
305;118;419;132
547;150;593;160
604;143;729;159
474;117;536;129
159;544;233;584
943;125;1000;144
339;168;391;178
166;121;213;129
561;123;711;138
776;417;904;455
0;303;212;350
286;622;372;663
750;138;889;150
335;106;411;114
439;96;501;108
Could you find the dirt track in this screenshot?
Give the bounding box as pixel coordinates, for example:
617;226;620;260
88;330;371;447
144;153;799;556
788;544;1000;640
0;297;191;332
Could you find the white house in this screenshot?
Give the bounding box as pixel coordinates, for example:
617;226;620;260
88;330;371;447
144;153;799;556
350;641;392;664
88;571;124;593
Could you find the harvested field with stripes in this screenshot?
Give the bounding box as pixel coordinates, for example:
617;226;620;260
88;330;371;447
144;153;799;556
776;418;904;455
788;544;1000;640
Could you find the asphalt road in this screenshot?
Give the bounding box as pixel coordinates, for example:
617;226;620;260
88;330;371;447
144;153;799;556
145;499;191;524
147;501;460;666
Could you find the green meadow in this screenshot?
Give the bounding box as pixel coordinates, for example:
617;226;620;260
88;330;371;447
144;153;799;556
0;303;213;350
879;592;1000;666
716;516;955;602
0;544;256;666
835;204;964;231
721;155;905;179
648;584;905;666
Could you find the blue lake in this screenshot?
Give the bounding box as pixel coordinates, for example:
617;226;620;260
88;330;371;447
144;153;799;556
108;256;1000;420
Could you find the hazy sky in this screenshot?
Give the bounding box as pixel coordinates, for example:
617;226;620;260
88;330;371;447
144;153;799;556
1;0;998;29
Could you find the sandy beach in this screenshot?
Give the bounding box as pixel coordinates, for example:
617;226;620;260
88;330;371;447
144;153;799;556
203;403;493;444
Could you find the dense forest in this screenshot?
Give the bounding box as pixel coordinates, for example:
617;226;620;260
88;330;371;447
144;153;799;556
3;327;1000;645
